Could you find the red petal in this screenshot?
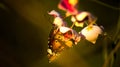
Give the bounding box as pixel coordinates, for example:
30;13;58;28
58;0;78;15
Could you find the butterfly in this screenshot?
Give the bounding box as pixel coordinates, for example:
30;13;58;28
47;21;80;62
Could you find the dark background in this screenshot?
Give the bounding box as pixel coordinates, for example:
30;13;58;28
0;0;119;67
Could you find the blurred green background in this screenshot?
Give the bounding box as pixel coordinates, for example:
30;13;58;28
0;0;119;67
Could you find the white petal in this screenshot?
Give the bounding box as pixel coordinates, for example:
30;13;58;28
59;27;71;33
48;10;60;16
81;25;102;44
53;17;64;27
76;12;88;21
47;49;53;55
71;16;76;22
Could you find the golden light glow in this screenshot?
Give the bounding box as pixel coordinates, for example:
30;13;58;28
69;0;78;6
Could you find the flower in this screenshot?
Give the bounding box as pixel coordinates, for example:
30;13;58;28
48;10;60;17
71;12;96;27
80;25;102;44
72;30;81;44
53;17;65;27
59;26;81;44
59;26;73;41
58;0;78;16
47;0;104;62
48;10;67;27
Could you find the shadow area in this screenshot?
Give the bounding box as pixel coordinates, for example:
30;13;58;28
0;4;49;67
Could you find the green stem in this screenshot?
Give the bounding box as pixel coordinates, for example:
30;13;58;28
103;40;120;67
70;22;75;29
